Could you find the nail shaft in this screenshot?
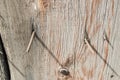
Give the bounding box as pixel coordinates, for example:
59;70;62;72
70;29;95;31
26;31;35;52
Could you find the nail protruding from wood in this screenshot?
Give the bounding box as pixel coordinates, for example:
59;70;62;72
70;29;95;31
26;31;35;52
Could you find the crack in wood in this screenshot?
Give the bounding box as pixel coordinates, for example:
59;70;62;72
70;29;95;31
103;30;113;49
7;58;25;78
0;35;25;79
35;33;63;67
84;29;120;78
0;35;11;80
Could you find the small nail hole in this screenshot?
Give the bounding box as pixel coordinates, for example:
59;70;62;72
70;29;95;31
59;68;70;76
110;75;114;78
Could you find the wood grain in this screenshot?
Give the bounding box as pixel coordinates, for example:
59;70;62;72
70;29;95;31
0;0;120;80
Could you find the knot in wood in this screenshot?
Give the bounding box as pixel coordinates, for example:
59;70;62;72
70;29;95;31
59;68;70;76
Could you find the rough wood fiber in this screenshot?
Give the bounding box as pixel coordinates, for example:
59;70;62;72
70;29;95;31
0;0;120;80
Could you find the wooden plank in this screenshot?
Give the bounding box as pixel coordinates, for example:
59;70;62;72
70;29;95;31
0;0;120;80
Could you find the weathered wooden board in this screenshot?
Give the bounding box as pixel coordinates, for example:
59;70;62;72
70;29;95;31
0;0;120;80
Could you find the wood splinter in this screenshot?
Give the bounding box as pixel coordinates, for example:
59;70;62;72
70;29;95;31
26;30;36;52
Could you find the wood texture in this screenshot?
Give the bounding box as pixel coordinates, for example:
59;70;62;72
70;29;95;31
0;0;120;80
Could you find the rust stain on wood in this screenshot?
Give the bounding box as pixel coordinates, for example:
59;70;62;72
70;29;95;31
92;23;101;37
85;0;102;37
88;68;95;78
77;44;86;64
88;0;101;32
90;0;101;24
38;0;49;12
38;0;49;27
112;0;114;16
98;71;103;80
81;63;96;79
85;0;89;33
81;66;87;77
56;40;62;61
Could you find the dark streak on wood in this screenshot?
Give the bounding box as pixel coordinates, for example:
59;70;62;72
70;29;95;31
112;0;114;16
63;55;74;68
0;35;11;80
7;57;25;77
35;33;63;67
110;74;114;78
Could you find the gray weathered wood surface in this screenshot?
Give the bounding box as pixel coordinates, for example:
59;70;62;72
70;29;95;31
0;0;120;80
